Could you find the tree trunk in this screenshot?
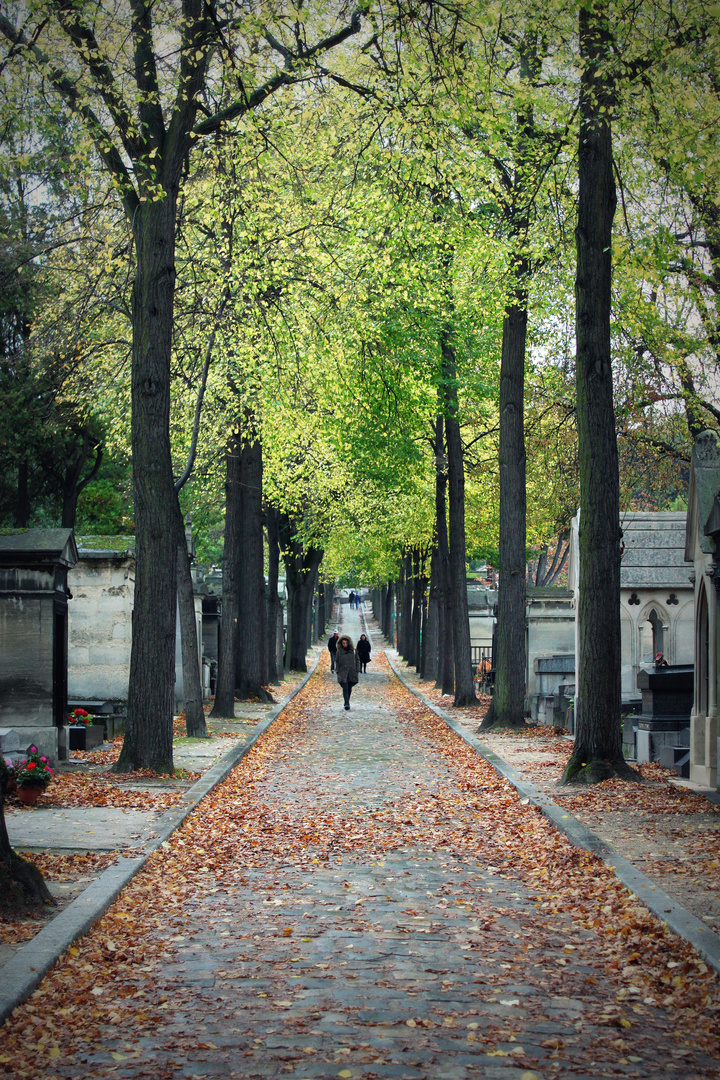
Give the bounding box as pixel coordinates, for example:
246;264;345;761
116;200;178;774
61;438;102;529
210;435;241;719
411;549;426;674
236;436;272;702
0;787;53;912
14;459;29;528
440;342;476;707
435;416;455;696
481;280;528;729
280;514;323;671
424;549;440;683
563;1;634;784
402;552;413;661
176;516;207;737
417;559;429;676
383;582;394;645
266;504;281;684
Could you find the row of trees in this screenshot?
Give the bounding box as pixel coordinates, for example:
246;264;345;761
0;1;717;804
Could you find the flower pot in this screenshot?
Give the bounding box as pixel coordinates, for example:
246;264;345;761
17;784;43;806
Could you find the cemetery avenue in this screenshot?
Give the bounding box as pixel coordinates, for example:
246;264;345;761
1;609;718;1080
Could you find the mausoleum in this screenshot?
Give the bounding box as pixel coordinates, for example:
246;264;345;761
685;430;720;789
569;510;693;707
0;528;78;760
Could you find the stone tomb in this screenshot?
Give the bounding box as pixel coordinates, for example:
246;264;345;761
684;429;720;789
569;510;694;712
0;528;79;761
525;587;575;723
67;535;135;704
635;664;693;766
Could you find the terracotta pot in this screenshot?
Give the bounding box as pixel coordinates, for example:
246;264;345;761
17;784;43;806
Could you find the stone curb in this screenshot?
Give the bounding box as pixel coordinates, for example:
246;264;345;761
385;649;720;977
0;648;322;1026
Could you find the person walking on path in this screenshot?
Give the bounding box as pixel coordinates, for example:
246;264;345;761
328;630;339;672
356;633;371;673
348;591;355;608
335;634;359;709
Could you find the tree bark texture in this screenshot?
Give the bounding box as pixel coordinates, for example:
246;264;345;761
266;504;281;684
412;549;427;674
61;437;102;528
280;514;323;672
481;283;528;729
424;549;440;683
440;337;476;706
0;788;53;911
117;200;179;774
402;551;414;664
176;515;207;738
236;436;272;702
210;435;241;719
564;3;633;783
14;460;29;528
383;582;394;646
434;417;455;697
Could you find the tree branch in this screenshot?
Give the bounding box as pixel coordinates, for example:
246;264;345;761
193;11;362;137
0;13;138;215
174;293;229;492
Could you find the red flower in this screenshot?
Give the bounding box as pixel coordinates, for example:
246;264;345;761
27;762;36;770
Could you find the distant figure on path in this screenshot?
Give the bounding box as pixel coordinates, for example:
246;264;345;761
356;633;371;673
336;634;359;710
328;630;339;672
348;591;355;608
355;591;361;609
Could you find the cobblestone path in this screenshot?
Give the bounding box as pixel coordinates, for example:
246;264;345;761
26;605;719;1080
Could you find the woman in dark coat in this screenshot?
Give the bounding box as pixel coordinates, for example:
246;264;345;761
356;633;371;673
335;634;359;710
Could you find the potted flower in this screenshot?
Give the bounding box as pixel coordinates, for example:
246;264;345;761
14;746;54;806
68;707;91;726
66;707;105;751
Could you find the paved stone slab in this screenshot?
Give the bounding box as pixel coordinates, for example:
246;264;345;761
5;806;158;850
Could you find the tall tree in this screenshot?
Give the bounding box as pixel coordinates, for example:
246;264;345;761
563;0;634;783
440;329;477;706
0;2;362;772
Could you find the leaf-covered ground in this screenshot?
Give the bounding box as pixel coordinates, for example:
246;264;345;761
399;665;720;938
1;609;718;1079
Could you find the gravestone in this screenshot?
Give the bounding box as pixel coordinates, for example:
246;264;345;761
526;587;575;721
0;528;78;761
635;665;693;764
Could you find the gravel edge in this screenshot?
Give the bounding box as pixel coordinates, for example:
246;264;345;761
0;649;322;1026
385;649;720;977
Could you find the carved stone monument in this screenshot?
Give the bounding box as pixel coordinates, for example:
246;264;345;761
0;528;78;761
684;429;720;789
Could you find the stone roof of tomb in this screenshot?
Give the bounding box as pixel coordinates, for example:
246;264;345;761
76;535;135;560
620;512;690;590
0;528;78;567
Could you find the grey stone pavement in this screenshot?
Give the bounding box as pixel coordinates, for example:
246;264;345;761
42;604;719;1079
